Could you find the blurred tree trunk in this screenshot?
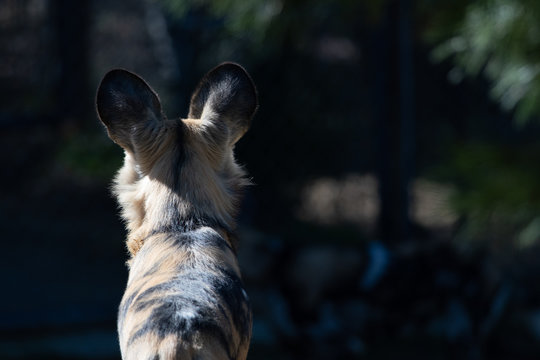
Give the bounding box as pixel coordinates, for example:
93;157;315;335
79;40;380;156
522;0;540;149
375;0;415;243
50;0;90;124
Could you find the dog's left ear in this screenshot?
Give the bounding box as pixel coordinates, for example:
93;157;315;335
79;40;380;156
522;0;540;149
96;69;164;153
188;62;258;144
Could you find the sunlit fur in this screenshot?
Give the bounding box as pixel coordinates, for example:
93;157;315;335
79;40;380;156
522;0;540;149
113;118;250;256
96;63;257;360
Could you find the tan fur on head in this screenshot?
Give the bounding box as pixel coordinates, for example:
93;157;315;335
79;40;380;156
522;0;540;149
96;64;257;258
112;119;251;256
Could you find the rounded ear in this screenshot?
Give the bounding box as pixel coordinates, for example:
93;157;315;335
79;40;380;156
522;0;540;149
188;62;258;143
96;69;164;151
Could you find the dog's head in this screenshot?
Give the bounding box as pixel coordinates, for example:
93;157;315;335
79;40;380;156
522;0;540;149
96;63;258;254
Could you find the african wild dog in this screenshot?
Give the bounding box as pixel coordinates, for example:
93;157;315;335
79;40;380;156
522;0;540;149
96;63;257;360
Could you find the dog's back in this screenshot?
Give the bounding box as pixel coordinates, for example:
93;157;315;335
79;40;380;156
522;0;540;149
119;228;251;359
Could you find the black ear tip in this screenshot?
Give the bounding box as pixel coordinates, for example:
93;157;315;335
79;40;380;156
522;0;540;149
97;69;134;102
102;68;140;79
214;62;248;74
204;62;255;90
97;68;160;109
188;62;258;120
96;68;163;131
212;62;256;88
212;62;259;108
98;69;146;93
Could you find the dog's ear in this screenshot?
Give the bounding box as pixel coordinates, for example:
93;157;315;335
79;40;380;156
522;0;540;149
188;62;258;144
96;69;164;152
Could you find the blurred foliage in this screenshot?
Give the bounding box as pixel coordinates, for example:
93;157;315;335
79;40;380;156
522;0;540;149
56;131;122;182
435;143;540;250
160;0;282;43
429;0;540;124
418;0;540;250
158;0;383;61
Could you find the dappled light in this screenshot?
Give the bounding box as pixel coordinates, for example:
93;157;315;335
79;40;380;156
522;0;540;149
297;175;457;233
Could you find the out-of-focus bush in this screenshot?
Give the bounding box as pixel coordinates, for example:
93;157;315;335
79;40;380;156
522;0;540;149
433;143;540;251
429;0;540;124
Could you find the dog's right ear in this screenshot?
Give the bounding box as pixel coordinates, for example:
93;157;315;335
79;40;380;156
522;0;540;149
188;63;258;145
96;69;164;152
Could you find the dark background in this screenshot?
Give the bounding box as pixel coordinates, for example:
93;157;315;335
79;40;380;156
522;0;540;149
2;0;540;359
